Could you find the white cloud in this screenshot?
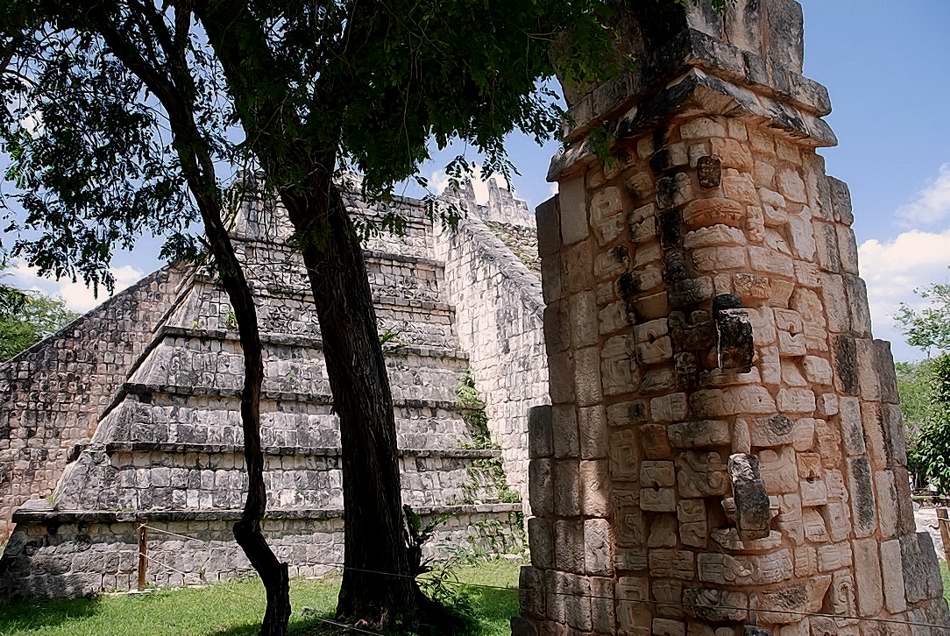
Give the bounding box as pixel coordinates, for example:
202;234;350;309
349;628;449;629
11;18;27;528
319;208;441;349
858;229;950;358
9;261;145;313
897;163;950;226
429;165;510;204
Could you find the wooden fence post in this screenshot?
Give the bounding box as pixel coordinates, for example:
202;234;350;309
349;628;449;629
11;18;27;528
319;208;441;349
137;525;148;591
936;508;950;564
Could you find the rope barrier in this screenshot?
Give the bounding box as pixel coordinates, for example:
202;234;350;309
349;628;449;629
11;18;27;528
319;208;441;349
134;524;950;632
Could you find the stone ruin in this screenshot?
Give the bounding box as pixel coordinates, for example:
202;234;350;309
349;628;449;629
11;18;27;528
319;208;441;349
0;181;548;598
515;1;950;635
1;2;948;634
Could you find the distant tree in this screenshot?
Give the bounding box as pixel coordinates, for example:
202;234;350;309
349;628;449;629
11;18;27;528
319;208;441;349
896;282;950;356
908;355;950;494
897;359;938;485
0;287;78;360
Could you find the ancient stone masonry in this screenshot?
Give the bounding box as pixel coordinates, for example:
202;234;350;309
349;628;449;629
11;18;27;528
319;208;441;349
434;186;551;504
516;1;950;635
0;186;539;599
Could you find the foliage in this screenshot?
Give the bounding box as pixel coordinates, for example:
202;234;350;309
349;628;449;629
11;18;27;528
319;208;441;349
0;559;522;635
897;359;938;474
896;282;950;356
0;287;78;360
908;355;950;493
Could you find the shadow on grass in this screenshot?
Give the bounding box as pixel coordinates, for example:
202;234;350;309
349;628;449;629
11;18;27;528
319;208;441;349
207;609;346;636
0;596;102;633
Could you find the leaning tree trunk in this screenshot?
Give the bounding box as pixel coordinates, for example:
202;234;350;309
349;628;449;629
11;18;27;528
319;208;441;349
198;208;292;636
282;181;418;628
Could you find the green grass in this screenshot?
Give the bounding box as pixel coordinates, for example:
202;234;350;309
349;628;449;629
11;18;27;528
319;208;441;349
0;560;522;636
942;561;950;601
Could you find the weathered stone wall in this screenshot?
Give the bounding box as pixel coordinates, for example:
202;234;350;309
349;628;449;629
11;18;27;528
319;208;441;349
0;266;187;541
434;198;549;503
0;505;523;599
517;1;950;634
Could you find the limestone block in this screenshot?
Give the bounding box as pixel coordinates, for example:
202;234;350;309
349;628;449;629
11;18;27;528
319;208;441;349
641;487;677;513
879;539;907;614
657;173;693;209
828;570;858;621
753;582;819;625
684;225;748;249
609;429;639;482
712;138;753;173
580;461;609;517
606;400;649;428
536;197;562;256
584;518;613;576
653;579;685;619
573;346;602;407
698;156;722;188
649;549;696;581
528;406;553;459
684;198;746;230
668;420;730;449
846;457;877;538
828;177;854;225
777;169;807;204
578;405;608;460
817;542;853;573
794;546;817;577
564;239;594;294
697;549;792;586
814;221;841;273
749;246;795;278
838;397;865;457
641;424;673;460
552;405;580;459
554;460;581;517
559;177;589;245
683;587;748;623
590;577;616;633
873;470;898;537
788;216;816;261
710;528;783;553
802;509;828;542
677;451;729;498
749;414;794;447
900;532;944;604
569;290;598;349
822;274;850;334
529;517;554;569
678;499;708;549
728;453;772;540
614;489;646;547
554;519;585;573
852;537;884;617
602;334;636;397
647;514;679;548
845;276;872;337
802;356;832;385
873;340;900;404
777;388;815;414
529;459;553;516
641;461;676;488
519;566;546;619
651;393;689;423
547;350;575;405
758;447;798;494
681;117;728;139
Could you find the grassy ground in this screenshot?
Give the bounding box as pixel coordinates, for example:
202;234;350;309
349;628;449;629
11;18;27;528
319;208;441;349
0;560;521;636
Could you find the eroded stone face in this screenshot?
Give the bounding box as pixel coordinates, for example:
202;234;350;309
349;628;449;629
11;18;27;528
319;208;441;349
521;2;948;632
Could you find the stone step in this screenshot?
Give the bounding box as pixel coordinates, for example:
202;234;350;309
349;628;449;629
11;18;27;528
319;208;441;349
233;240;448;305
99;391;479;451
55;444;510;512
127;333;468;404
101;441;499;460
172;279;459;349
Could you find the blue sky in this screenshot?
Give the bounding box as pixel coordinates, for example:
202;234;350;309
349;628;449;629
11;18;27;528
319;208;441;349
8;0;950;361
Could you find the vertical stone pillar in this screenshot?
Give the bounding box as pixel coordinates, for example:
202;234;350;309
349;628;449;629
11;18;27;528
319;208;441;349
516;2;950;635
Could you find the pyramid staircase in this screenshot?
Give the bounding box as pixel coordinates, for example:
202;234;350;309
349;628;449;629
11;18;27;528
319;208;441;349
0;191;523;598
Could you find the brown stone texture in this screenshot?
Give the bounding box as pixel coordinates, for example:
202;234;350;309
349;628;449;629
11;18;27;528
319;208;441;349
520;1;950;634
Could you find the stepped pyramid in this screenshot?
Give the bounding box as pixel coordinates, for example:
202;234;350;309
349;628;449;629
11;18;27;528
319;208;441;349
0;186;526;598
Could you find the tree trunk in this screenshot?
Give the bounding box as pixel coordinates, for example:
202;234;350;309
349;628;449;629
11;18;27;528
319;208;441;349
282;181;418;628
201;211;292;636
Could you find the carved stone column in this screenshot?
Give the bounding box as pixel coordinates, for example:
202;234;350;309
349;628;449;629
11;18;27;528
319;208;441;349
516;2;950;634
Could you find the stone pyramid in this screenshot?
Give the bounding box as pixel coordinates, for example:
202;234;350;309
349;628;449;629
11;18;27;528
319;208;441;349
0;187;524;598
